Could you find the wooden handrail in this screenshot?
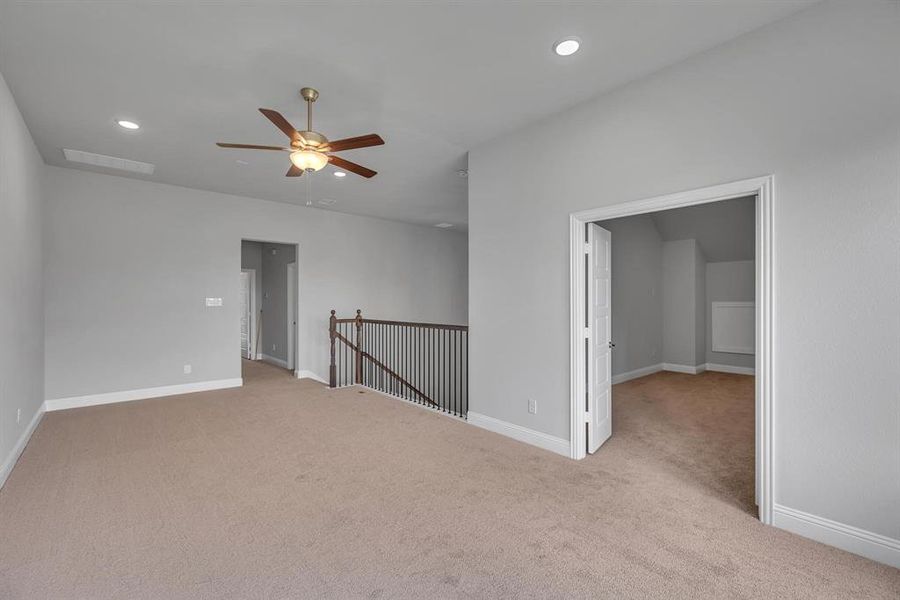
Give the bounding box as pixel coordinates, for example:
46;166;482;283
332;317;467;331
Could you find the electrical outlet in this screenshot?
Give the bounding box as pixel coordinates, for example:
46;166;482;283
16;408;21;424
183;364;192;374
528;399;537;414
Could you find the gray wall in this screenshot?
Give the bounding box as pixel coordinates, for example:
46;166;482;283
468;0;899;539
661;240;702;367
596;216;662;377
0;70;44;479
260;242;296;363
706;260;755;369
44;166;468;399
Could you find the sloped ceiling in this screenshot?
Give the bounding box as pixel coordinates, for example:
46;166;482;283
651;196;756;262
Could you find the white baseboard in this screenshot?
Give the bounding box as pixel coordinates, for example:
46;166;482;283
662;363;706;375
467;412;570;457
260;354;290;370
295;370;327;384
616;362;754;380
612;363;663;385
773;504;900;569
360;385;465;422
44;378;243;412
705;363;755;376
0;403;45;490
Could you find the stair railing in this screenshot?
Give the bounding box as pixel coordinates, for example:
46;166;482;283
329;309;468;418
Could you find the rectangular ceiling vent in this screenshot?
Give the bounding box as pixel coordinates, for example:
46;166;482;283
63;148;155;175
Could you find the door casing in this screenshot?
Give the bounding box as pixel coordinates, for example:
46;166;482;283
568;175;774;525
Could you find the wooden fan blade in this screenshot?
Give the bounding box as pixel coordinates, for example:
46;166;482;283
286;164;304;177
328;155;377;178
324;134;384;152
216;143;289;151
258;108;305;143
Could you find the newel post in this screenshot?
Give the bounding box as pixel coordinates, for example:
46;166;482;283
328;309;337;388
354;309;363;384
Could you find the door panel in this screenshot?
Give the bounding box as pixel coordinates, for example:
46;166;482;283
239;271;251;358
587;224;612;453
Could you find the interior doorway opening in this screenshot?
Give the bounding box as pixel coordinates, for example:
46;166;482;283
240;239;300;377
569;176;774;524
592;195;756;515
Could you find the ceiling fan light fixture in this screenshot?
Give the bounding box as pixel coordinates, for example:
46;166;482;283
290;149;328;172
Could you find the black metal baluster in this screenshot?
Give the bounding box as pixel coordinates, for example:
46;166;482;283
457;330;462;417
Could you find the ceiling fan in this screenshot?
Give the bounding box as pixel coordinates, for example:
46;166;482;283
217;87;384;178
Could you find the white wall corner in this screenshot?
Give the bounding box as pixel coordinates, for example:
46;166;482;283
0;404;45;490
773;504;900;569
612;363;663;385
295;370;327;385
44;378;243;412
662;363;706;375
467;412;570;457
260;354;290;370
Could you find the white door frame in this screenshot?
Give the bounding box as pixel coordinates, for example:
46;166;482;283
240;268;257;359
568;175;774;525
286;262;297;375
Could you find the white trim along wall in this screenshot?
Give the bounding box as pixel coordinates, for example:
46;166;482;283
568;176;774;527
43;379;244;412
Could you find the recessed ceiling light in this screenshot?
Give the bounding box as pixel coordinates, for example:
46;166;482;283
235;159;249;165
333;171;346;178
435;223;453;228
553;37;581;57
116;119;140;130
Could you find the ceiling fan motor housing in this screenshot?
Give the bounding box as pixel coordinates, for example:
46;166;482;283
294;130;328;149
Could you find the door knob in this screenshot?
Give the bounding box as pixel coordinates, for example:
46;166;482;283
608;342;615;348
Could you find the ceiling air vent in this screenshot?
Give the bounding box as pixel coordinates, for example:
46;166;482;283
63;148;155;175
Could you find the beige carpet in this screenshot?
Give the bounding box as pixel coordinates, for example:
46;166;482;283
1;362;897;599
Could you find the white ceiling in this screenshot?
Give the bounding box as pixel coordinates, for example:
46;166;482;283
0;1;815;230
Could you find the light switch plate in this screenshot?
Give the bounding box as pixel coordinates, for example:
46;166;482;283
205;297;223;307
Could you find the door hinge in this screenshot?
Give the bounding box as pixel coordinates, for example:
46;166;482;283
584;242;591;254
585;411;591;423
584;327;591;339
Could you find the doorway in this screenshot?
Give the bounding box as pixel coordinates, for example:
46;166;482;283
569;176;774;524
240;240;300;377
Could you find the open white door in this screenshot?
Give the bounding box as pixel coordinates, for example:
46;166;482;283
587;223;612;453
286;262;297;374
239;271;251;359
